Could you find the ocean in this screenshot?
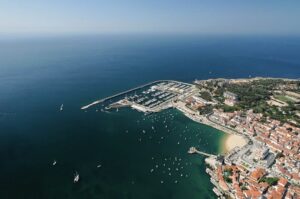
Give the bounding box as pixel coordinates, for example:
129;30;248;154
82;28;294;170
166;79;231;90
0;35;299;199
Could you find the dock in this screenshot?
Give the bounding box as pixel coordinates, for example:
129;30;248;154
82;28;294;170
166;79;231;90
188;147;216;157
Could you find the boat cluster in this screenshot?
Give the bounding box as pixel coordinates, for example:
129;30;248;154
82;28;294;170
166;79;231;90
130;109;213;184
73;100;213;186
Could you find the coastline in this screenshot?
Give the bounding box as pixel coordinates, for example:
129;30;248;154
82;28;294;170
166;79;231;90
174;104;248;154
80;78;295;198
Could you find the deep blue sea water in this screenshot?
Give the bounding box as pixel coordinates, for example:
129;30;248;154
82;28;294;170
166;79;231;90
0;35;299;199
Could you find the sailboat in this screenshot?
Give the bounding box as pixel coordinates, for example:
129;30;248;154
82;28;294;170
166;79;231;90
74;171;80;183
60;104;64;111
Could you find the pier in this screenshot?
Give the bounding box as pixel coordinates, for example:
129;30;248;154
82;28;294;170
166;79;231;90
188;147;216;157
81;80;193;110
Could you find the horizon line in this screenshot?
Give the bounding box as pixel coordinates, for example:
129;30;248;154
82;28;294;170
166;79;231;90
1;32;300;38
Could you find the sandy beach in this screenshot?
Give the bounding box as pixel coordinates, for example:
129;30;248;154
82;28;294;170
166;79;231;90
223;134;247;152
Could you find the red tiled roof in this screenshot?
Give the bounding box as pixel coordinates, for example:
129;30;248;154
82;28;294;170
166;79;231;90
249;168;266;181
278;177;288;187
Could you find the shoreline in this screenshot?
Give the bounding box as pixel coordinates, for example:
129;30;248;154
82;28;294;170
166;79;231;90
174;105;248;154
92;77;299;199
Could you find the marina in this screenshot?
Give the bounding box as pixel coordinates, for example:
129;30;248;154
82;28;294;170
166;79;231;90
81;80;195;114
81;80;166;110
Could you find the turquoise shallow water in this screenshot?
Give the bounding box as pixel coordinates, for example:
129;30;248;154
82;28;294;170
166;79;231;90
0;35;300;198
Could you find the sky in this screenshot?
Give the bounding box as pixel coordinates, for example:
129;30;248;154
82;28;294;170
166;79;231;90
0;0;300;35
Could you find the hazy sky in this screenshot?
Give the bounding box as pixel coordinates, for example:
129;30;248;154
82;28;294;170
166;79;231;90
1;0;300;35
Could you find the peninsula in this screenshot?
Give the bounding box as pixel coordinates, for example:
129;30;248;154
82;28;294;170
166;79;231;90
82;77;300;199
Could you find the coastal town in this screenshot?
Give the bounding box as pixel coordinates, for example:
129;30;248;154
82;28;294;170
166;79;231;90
192;78;300;199
82;77;300;199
